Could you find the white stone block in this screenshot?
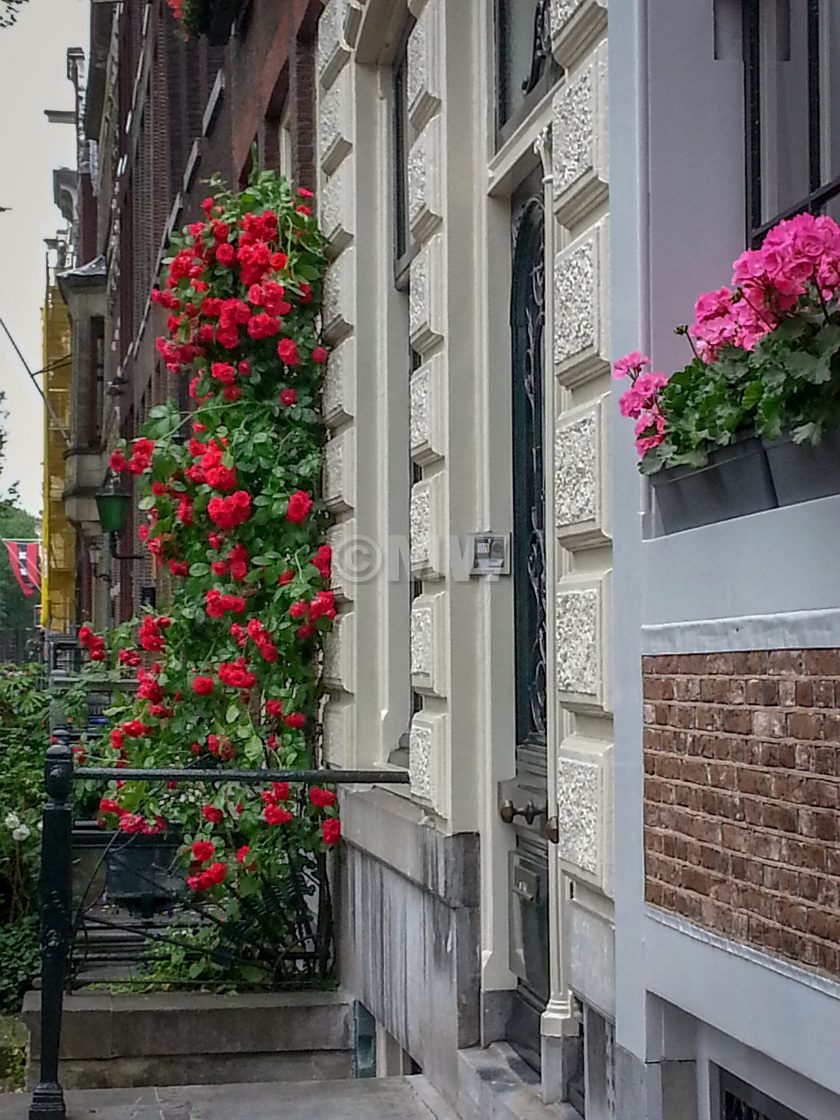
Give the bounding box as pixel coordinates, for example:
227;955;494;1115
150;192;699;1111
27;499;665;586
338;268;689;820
552;42;609;226
318;65;354;176
323;610;355;693
408;0;443;132
323;428;356;513
556;735;613;894
317;0;350;91
555;571;611;711
322;699;353;768
551;0;607;69
408;709;447;809
409;115;444;242
323;337;356;429
555;395;610;548
320;159;354;256
325;518;355;602
410;233;446;354
410;592;447;696
322;246;355;343
410;473;446;579
410;353;446;466
553;217;609;387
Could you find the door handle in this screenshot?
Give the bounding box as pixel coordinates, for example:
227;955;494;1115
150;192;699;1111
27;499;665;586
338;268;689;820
499;798;545;826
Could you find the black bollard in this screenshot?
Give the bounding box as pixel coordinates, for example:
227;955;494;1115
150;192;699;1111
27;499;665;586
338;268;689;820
29;733;74;1119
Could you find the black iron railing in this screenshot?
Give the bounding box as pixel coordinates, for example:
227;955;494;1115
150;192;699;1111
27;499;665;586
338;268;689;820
29;734;409;1119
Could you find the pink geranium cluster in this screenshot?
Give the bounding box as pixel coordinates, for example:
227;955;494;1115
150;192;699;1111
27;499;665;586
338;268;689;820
690;212;840;362
613;352;668;456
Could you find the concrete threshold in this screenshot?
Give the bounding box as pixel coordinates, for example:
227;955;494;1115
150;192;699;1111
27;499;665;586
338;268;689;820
0;1075;459;1120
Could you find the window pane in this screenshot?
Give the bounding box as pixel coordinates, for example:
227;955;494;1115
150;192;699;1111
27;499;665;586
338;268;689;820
825;0;840;182
759;0;810;221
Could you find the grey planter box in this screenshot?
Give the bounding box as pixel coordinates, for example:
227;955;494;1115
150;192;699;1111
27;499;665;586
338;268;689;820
763;429;840;507
650;437;778;535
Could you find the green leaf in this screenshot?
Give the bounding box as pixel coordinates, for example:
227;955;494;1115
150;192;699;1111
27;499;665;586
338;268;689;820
189;562;210;577
138;496;157;511
226;703;240;724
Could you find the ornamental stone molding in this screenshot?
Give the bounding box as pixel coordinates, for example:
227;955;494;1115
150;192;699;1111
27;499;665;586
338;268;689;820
553;217;609;387
323;428;356;514
410;233;446;355
323;610;356;694
410;473;446;579
410;592;447;696
318;64;354;176
555;395;610;548
410;354;446;466
551;0;607;69
555;571;611;711
322;246;356;343
323;700;353;768
409;115;444;243
552;41;609;226
323;337;356;429
556;735;613;894
317;0;350;91
408;709;446;808
320;159;354;257
407;0;443;133
325;518;355;602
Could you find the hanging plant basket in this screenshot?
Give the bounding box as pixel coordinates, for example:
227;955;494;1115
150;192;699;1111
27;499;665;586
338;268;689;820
174;0;244;44
763;428;840;508
650;436;778;535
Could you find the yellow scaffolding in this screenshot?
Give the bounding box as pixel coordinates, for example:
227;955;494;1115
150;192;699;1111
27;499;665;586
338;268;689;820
40;279;75;634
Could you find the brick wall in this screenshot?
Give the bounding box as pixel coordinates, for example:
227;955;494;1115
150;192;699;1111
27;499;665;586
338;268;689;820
643;650;840;979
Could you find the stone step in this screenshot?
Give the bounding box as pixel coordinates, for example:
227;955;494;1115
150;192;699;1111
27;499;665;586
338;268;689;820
0;1074;459;1120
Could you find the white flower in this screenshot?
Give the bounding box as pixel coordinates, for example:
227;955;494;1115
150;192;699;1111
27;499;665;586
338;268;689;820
4;812;20;830
12;824;30;842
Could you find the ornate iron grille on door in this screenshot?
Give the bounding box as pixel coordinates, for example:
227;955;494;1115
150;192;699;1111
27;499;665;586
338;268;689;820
512;195;547;749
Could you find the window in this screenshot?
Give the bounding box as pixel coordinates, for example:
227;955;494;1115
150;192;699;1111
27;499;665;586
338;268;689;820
718;1069;806;1120
278;104;293;181
744;0;840;245
495;0;559;146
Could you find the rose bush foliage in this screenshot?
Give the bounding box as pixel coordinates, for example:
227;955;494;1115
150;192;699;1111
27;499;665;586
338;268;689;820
615;212;840;471
78;172;339;987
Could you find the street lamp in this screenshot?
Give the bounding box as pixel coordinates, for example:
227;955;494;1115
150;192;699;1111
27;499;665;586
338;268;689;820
94;475;144;560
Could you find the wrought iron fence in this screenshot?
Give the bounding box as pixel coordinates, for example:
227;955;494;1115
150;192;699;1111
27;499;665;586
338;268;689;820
29;734;409;1119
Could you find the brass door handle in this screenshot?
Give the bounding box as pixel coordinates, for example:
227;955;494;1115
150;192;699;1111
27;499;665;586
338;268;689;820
499;799;545;826
545;815;559;845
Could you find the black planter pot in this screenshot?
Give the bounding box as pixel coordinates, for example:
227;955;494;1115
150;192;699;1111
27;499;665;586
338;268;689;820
207;0;243;45
105;831;185;918
650;437;778;535
763;429;840;507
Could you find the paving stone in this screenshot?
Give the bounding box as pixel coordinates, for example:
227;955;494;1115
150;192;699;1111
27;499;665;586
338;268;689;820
0;1075;459;1120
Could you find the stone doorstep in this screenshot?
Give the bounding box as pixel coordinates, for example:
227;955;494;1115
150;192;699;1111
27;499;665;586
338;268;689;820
457;1044;581;1120
0;1074;460;1120
23;990;354;1062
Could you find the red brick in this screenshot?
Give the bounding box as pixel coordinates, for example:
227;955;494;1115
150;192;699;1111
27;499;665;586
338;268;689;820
751;709;785;738
795;680;814;706
767;650;805;675
803;649;840;675
813;680;835;708
787;711;825;741
723;708;752;735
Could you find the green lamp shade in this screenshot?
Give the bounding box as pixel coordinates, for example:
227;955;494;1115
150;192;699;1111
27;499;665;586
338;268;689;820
95;483;131;535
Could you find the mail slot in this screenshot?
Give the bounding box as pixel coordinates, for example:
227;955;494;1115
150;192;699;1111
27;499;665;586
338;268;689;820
508;849;549;1002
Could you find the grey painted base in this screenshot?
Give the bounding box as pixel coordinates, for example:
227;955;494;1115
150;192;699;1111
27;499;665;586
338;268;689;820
456;1043;580;1120
338;788;480;1105
613;1046;698;1120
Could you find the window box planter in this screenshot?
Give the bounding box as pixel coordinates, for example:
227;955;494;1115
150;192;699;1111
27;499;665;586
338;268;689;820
762;429;840;507
650;436;778;535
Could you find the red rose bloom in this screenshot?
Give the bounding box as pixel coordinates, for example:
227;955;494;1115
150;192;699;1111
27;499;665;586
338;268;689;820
201;805;224;825
276;338;300;366
265;699;284;719
321;818;341;847
283;712;306;730
191;840;215;863
278;569;294;585
192;675;214;696
263;805;293;826
311;346;328;364
279;388;297;406
308;787;337;809
286;490;313;524
216;242;235;266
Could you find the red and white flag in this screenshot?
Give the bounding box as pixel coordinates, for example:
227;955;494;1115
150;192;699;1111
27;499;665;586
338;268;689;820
3;540;41;598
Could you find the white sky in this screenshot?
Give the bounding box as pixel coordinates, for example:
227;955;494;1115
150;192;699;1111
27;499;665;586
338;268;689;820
0;0;90;515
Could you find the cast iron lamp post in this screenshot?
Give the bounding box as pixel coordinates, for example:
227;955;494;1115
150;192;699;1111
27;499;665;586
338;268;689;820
94;476;144;561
